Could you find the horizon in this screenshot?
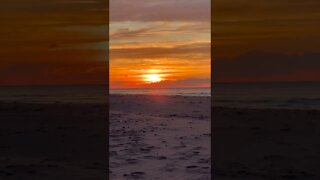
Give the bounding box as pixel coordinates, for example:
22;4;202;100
110;0;211;89
1;80;320;88
0;0;319;86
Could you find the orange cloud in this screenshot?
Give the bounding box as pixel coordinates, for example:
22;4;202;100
0;0;108;86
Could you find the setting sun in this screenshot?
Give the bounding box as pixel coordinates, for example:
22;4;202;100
143;74;163;83
109;0;211;89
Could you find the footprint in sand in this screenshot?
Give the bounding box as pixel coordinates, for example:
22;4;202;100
125;158;138;164
124;172;146;179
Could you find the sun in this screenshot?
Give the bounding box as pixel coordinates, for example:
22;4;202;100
144;74;163;83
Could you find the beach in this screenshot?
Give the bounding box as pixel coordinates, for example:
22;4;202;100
0;101;108;179
109;95;211;179
110;93;320;179
213;107;320;179
1;93;320;179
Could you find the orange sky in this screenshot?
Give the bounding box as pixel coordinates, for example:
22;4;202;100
213;0;320;83
0;0;108;86
110;0;211;89
2;0;318;86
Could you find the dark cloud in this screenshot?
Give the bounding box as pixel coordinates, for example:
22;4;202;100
213;52;320;82
212;0;320;83
142;78;210;88
0;52;108;86
111;43;210;60
110;0;210;22
0;0;108;85
213;0;320;58
0;0;107;13
110;27;152;39
110;23;209;40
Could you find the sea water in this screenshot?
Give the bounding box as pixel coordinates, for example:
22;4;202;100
110;88;211;97
213;82;320;110
1;83;319;110
0;85;108;104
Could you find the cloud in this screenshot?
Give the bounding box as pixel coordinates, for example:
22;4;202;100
110;22;209;40
212;0;320;75
111;42;210;60
213;52;320;82
151;78;210;88
212;1;320;82
0;47;108;85
110;0;210;22
0;0;108;48
111;78;210;89
0;0;108;85
109;0;210;88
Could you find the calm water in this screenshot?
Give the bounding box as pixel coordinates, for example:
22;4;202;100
110;88;211;97
0;86;209;104
213;82;320;110
0;85;108;104
0;83;319;110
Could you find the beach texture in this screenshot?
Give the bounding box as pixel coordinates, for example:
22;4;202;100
213;107;320;179
2;95;320;179
109;95;211;179
0;102;108;179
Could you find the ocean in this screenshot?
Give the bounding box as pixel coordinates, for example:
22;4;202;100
110;88;211;97
0;86;209;104
213;82;320;110
0;82;319;110
0;85;108;104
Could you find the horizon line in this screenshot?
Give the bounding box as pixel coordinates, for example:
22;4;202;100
0;80;319;88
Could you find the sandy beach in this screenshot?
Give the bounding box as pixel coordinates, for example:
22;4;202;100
0;102;108;180
2;94;319;179
213;107;320;179
109;95;211;179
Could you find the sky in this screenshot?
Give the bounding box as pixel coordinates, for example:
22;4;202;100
0;0;108;86
110;0;211;89
2;0;318;86
213;0;320;83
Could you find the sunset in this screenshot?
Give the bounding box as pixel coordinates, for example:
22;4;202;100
213;0;320;83
0;0;108;86
212;1;320;179
1;0;320;179
143;72;163;83
109;0;211;179
110;0;210;89
0;0;109;179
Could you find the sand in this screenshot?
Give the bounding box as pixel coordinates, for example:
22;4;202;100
109;95;211;179
0;102;108;180
2;94;319;180
110;95;320;179
213;107;320;179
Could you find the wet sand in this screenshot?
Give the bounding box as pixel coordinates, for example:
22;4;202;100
109;95;211;179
